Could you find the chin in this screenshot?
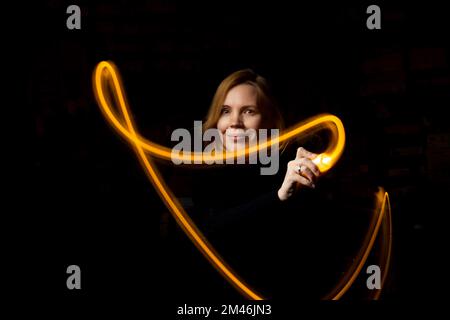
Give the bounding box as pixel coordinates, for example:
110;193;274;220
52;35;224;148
225;141;247;152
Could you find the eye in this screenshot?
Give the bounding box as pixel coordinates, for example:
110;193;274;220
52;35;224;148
220;106;230;114
244;108;256;115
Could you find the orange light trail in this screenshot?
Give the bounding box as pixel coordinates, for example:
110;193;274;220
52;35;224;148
92;60;391;300
93;61;344;173
323;188;392;300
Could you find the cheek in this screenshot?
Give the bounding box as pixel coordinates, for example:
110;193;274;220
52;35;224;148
216;117;227;133
245;115;263;130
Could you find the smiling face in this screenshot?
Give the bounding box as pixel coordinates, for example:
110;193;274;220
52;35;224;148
217;84;263;151
203;69;284;152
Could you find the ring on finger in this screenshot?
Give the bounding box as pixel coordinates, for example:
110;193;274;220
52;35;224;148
295;165;305;174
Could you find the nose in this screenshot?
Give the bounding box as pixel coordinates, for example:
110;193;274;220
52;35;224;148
229;111;244;128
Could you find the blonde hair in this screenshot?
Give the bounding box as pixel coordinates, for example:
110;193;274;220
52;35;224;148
203;69;284;132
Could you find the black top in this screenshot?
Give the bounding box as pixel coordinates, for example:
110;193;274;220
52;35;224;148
163;144;352;300
187;146;323;298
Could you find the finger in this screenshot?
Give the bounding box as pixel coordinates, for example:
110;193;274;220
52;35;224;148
291;172;315;189
293;158;320;177
296;147;318;161
294;165;315;183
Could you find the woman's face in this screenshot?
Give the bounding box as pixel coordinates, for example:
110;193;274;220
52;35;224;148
217;84;263;151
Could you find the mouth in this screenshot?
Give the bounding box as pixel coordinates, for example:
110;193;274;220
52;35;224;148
225;129;246;138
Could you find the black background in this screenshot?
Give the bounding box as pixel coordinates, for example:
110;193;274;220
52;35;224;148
23;0;450;316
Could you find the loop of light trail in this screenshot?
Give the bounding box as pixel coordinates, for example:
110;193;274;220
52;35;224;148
93;61;345;173
92;60;391;300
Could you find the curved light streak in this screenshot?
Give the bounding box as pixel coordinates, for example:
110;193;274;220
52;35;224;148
92;60;390;300
323;188;392;300
93;61;345;173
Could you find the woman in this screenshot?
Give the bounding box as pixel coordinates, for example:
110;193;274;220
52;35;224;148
186;69;325;298
202;68;321;203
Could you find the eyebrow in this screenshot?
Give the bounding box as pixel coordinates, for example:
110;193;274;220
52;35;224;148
222;104;258;109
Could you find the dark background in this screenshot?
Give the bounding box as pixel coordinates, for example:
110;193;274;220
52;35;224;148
24;0;450;316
